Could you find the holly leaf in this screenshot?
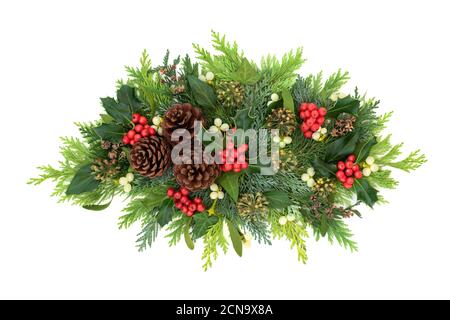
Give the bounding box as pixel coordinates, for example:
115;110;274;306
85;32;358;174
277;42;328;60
156;199;174;227
192;213;219;239
234;108;253;130
312;158;337;178
231;58;260;85
226;219;243;257
100;97;131;124
355;137;377;163
325;130;360;162
66;164;100;195
93;123;126;142
327;95;360;118
264;190;291;209
141;189;167;209
187;75;217;109
282;89;295;112
354;179;378;208
217;172;241;203
116;85;142;113
184;223;195;250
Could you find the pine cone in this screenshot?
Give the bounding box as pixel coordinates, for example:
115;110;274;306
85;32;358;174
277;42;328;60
216;80;245;108
266;108;296;137
173;158;219;191
130;136;171;178
237;192;269;221
331;115;356;137
162;103;204;145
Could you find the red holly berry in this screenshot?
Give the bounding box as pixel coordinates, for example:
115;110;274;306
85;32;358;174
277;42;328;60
307;103;316;111
346;177;354;185
222;163;233;172
181;206;188;214
175;201;183;209
316;117;325;126
306;118;315;127
336;170;345;179
304;110;311;118
141;129;149;137
311;123;320;132
186;211;194;217
304;131;313;139
139;116;148;125
345;168;354;177
180;187;190;196
339;176;347;183
130;140;136;146
233;167;241;173
347;154;356;162
300;111;306;119
174;192;182;200
337;161;346;170
166;188;175;197
122;135;130;144
196;204;205;212
238;144;249;153
132;113;140;123
345;161;354;169
193;198;202;204
127;130;136;139
301;123;310;132
189;204;197;212
318;107;327;116
180;195;189;204
311;110;319;118
148;127;156;136
134;134;142;142
241;162;249;169
135;124;143;133
354;171;363;179
343;183;353;189
300;103;308;111
352;164;360;172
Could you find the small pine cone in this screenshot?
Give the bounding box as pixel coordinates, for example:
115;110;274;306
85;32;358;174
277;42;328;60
216;80;245;108
331;115;356;137
237;192;269;221
162;103;204;145
173;157;220;191
266;108;296;137
130;136;171;179
91;157;120;181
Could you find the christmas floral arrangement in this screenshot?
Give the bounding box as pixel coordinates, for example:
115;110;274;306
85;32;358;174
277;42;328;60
30;32;425;270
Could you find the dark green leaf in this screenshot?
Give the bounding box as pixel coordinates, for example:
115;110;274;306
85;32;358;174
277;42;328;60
117;85;142;112
325;130;360;162
184;223;195;250
320;214;329;236
355;137;377;163
282;89;295;112
100;114;114;123
192;213;219;239
100;97;131;124
327;95;360;118
187;75;217;109
66;164;100;195
217;172;241;203
156;199;174;227
82;200;112;211
354;179;378;208
231;58;260;85
93;123;126;142
234;108;253;130
226;219;243;257
312;158;337;178
141;189;167;209
263;190;291;209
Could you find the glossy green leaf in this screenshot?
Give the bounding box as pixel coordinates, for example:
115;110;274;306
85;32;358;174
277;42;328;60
192;213;219;239
184;223;195;250
282;89;295;112
354;179;378;208
93;123;126;142
264;190;291;209
187;75;217;109
327;95;360;118
100;97;131;124
217;172;241;203
320;214;329;236
226;219;243;257
234;108;253;130
66;164;100;195
116;85;142;112
325;130;360;162
156;199;174;227
312;158;337;178
355;137;377;163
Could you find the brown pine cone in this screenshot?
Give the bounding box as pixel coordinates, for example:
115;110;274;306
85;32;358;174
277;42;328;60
130;136;171;178
173;159;219;192
162;103;204;145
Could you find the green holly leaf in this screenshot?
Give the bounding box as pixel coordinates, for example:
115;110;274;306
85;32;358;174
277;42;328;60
226;219;243;257
66;164;100;195
234;108;253;130
354;179;378;208
217;172;241;203
325;130;360;162
282;89;295;112
141;189;167;209
184;223;195;250
312;158;337;178
156;199;174;227
263;190;291;209
231;58;260;85
192;213;219;239
116;85;142;112
93;123;126;142
187;75;217;109
100;97;131;124
327;95;360;118
355;137;377;163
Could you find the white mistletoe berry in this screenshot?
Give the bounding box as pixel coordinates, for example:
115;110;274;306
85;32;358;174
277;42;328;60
220;123;229;132
271;93;280;102
307;167;315;177
365;156;375;165
243;234;252;248
278;216;287;225
370;163;379;172
124;183;132;193
198;74;207;82
301;173;310;182
152;116;162;126
214;118;222;127
273;136;281;144
210;183;219;192
205;71;215;81
279;141;286;148
217;191;225;199
157;127;163;135
312;131;321;141
307;178;316;188
287;214;296;222
210;191;218;200
125;173;134;182
119;177;128;186
209;126;219;133
320;127;328;134
363;168;372;177
283;136;292;144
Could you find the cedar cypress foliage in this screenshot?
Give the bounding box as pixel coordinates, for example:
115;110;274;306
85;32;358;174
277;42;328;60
30;32;425;270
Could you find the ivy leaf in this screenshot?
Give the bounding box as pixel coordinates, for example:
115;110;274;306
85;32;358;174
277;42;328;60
325;130;360;162
192;213;219;239
116;85;142;113
217;172;241;203
354;179;378;208
264;190;291;209
66;164;100;195
156;199;174;227
312;158;337;178
231;58;260;85
82;200;112;211
282;89;295;112
226;219;243;257
184;223;195;250
93;123;126;142
327;95;360;118
234;108;253;130
100;97;131;124
355;137;377;163
187;75;217;109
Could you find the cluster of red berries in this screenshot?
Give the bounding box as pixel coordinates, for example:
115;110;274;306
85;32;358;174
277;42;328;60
218;143;249;173
167;187;205;217
299;103;327;138
122;113;156;145
336;154;363;189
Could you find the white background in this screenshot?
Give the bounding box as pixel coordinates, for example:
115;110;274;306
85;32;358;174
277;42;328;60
1;0;449;300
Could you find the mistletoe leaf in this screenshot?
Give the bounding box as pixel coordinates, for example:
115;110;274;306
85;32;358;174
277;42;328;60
282;89;295;112
217;172;241;203
82;200;112;211
187;75;217;109
184;223;195;250
226;219;243;257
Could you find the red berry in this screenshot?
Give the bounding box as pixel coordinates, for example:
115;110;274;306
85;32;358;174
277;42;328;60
166;188;175;197
304;131;313;139
180;187;190;196
307;103;316;111
306;118;315;127
233;163;241;170
189;204;197;212
196;204;205;212
318;107;327;116
132;113;140;123
223;163;233;172
122;135;130;144
193;198;202;204
336;170;345;179
181;206;188;214
238;144;249;153
175;202;183;209
352;164;360;172
241;162;248;169
354;171;363;179
337;161;346;170
139;116;148;125
301;123;310;132
237;155;246;163
130;140;136;146
345;161;354;169
134;134;142;142
300;103;308;111
127;130;136;139
311;123;320;132
339;176;347;183
148;127;156;136
174;192;182;200
226;142;235;150
311;110;319;118
233;167;241;173
180;195;189;204
135;124;143;133
141;129;149;137
346;177;355;185
347;154;356;162
343;183;353;189
316;117;325;126
304;110;311;118
186;210;194;217
345;168;354;177
300;111;306;119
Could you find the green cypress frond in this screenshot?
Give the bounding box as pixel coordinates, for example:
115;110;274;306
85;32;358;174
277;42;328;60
136;216;160;252
367;170;399;189
201;217;228;271
166;214;190;246
387;150;427;172
315;218;358;252
321;69;350;99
